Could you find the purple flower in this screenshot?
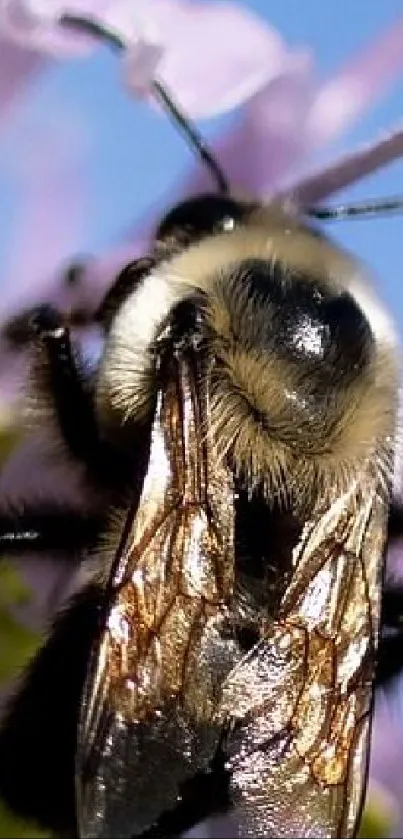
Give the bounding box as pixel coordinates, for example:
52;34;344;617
0;1;310;115
0;0;130;56
122;0;310;116
179;16;403;199
0;36;52;124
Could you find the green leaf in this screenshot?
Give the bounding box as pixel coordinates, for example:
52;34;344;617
359;784;398;839
0;564;40;685
0;562;31;607
0;539;49;838
0;607;39;683
0;425;21;464
0;799;50;838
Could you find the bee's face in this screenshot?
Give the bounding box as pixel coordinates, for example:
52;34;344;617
97;198;399;506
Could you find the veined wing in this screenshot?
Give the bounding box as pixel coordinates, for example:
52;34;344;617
219;479;389;838
76;339;235;838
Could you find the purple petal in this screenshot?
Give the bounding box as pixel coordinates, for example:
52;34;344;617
279;125;403;207
0;113;90;317
179;72;316;196
125;0;312;118
0;0;161;57
177;16;403;197
304;16;403;149
0;36;52;124
0;1;313;120
0;114;96;408
0;0;110;56
369;695;403;814
227;20;403;200
166;19;403;197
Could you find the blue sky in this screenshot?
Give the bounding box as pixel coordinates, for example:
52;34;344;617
0;0;402;326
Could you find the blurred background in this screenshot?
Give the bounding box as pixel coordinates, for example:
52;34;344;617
0;0;402;312
0;1;402;837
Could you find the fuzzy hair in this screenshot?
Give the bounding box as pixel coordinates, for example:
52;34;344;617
96;205;400;504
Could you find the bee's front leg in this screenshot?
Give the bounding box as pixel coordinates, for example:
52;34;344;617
29;305;129;487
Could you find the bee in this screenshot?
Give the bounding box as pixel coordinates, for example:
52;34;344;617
1;13;403;839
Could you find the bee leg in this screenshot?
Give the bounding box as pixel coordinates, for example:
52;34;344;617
30;304;128;485
0;503;103;559
31;304;102;461
377;583;403;687
0;582;103;835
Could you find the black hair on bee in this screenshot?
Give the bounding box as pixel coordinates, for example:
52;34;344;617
0;13;403;839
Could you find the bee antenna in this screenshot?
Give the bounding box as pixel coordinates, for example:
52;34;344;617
308;196;403;221
60;13;229;195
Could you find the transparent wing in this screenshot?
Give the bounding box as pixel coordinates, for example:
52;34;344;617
219;481;388;839
76;344;235;839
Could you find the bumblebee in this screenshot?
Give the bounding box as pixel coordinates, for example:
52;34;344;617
0;13;403;839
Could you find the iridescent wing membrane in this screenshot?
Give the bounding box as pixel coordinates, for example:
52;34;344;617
76;313;389;839
219;482;388;838
76;331;236;838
